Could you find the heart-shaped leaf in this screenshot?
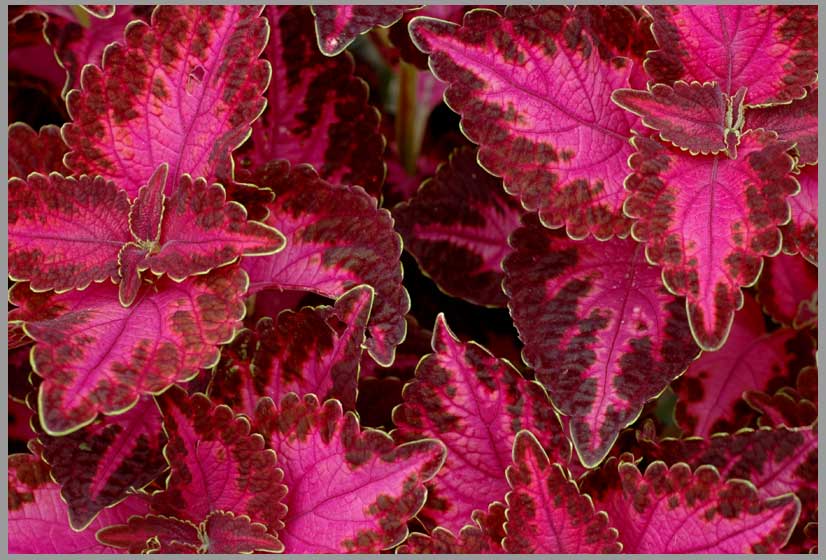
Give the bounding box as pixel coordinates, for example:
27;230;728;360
396;502;506;553
240;160;409;367
63;6;270;196
11;265;248;435
645;6;817;105
254;393;446;552
393;314;569;532
757;252;818;329
313;5;420;56
393;146;523;307
409;6;637;239
8;122;69;178
503;215;699;467
9;172;131;293
782;164;817;265
503;431;621;553
625;129;798;351
746;87;817;166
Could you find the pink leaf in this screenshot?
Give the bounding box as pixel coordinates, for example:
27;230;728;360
254;393;446;552
757;252;818;329
202;511;283;553
394;146;523;307
96;513;201;553
598;461;801;553
313;5;421;56
409;6;637;239
503;215;699;467
397;502;506;553
645;6;818;105
782;164;817;265
9;172;131;293
746;87;817;166
393;314;569;532
8;122;69;178
503;431;621;553
128;162;168;244
62;6;270;196
11;266;248;435
241;161;409;367
116;242;149;307
625;129;798;351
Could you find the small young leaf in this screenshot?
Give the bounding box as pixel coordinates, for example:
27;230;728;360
757;252;818;329
96;514;201;553
313;5;420;56
128;162;168;243
746;87;817;166
396;502;506;553
8;122;69;178
782;164;817;265
201;511;284;553
744;366;818;429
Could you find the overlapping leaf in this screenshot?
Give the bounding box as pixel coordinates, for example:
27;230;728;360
397;503;506;553
625;129;798;351
313;5;420;56
782;164;817;265
394;147;522;307
254;393;446;552
63;6;270;196
11;266;248;435
240;160;409;367
393;314;569;532
503;215;699;467
746;87;817;166
410;6;638;239
757;252;817;329
8;122;69;177
645;6;818;105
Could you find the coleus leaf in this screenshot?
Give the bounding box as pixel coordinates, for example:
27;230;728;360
238;6;385;198
393;146;523;307
644;6;818;106
9;172;131;293
782;164;817;265
746;87;817;166
503;215;699;467
392;314;570;532
409;6;637;239
252;284;374;411
8;453;150;554
254;393;446;552
673;293;815;438
396;502;506;553
8;122;69;177
62;6;270;196
598;460;801;553
312;5;421;56
612;81;746;157
756;252;818;329
240;160;409;367
625;129;798;351
10;265;248;435
744;365;818;430
503;431;621;553
35;395;166;530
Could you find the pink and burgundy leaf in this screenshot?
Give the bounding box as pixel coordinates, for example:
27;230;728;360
410;6;637;239
96;514;201;553
63;6;270;196
393;314;569;532
396;502;506;553
241;161;409;367
12;266;248;435
503;215;699;467
207;327;261;417
782;164;817;265
746;87;817;166
9;172;131;293
393;146;523;307
313;5;421;56
8;123;69;178
503;431;621;553
744;365;818;429
645;6;818;105
625;129;798;351
254;394;446;552
128;162;168;244
757;252;817;329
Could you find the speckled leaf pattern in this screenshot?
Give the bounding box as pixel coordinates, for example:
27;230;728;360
254;394;446;553
746;87;817;166
394;147;523;307
645;6;818;105
757;252;817;329
35;396;166;530
625;129;798;351
239;6;384;197
599;461;801;553
410;6;637;239
9;172;131;292
393;314;569;532
241;161;409;367
673;294;815;438
8;123;69;178
313;5;419;56
11;266;248;435
63;6;270;196
503;431;621;553
782;164;817;265
397;503;506;553
503;215;699;467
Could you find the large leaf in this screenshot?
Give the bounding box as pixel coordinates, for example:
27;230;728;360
746;87;817;166
62;6;270;196
238;6;384;198
598;460;801;553
393;146;522;307
503;431;621;553
757;252;818;329
625;129;798;351
312;5;420;56
782;164;817;265
240;160;409;367
503;215;699;467
645;6;818;106
393;314;569;532
396;502;506;553
35;396;166;531
254;393;446;552
8;122;69;177
11;266;248;435
9;172;131;293
673;294;815;438
409;6;638;239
